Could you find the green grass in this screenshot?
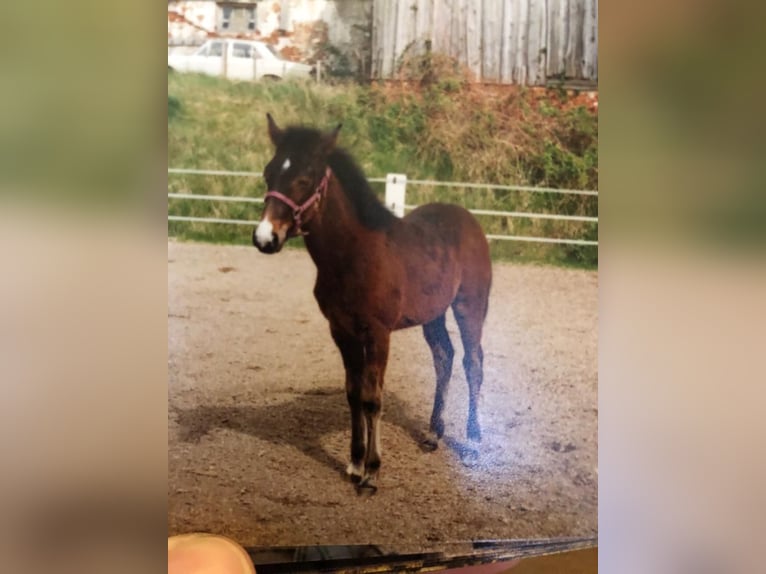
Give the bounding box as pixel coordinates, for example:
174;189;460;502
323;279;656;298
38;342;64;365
168;71;598;267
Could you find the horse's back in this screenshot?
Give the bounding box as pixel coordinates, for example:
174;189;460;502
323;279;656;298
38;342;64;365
403;203;491;266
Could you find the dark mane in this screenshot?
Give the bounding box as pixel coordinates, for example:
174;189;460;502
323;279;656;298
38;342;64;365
328;148;396;231
280;126;396;230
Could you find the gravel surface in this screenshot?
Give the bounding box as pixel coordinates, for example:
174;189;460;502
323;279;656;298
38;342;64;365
168;240;597;546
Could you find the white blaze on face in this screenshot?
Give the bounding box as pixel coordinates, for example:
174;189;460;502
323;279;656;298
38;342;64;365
255;218;274;247
281;158;291;171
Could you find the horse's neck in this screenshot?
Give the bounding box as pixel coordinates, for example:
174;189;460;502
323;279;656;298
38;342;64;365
303;180;367;268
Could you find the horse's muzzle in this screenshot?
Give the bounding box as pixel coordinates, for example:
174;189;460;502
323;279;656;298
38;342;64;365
252;227;283;254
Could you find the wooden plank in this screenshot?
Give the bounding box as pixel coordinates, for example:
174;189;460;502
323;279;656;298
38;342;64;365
506;0;521;84
414;0;433;54
546;0;566;78
407;0;418;58
583;0;597;79
564;0;584;78
577;0;587;78
377;0;388;77
498;0;511;83
371;0;380;76
388;0;398;76
526;0;546;84
540;0;548;82
393;0;411;69
384;0;397;77
465;0;481;79
482;0;500;81
432;0;451;55
455;0;467;63
516;0;529;84
449;0;460;59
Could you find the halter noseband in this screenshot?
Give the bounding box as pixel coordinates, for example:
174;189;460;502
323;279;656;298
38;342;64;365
264;167;331;237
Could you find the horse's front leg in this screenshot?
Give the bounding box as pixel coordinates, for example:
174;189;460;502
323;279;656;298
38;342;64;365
330;326;366;483
359;323;391;489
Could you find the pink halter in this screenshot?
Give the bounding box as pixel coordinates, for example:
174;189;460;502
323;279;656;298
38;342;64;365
264;167;331;236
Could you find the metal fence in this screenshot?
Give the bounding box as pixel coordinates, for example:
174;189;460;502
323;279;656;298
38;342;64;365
168;168;598;247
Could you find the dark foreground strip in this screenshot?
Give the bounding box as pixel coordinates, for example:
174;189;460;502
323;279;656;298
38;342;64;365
246;536;596;573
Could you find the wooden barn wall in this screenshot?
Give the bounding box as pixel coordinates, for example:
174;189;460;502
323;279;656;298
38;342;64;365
371;0;598;84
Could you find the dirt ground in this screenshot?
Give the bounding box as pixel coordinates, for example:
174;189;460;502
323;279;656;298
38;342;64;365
168;240;597;547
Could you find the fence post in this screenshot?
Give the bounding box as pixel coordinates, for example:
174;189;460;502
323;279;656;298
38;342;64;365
385;173;407;217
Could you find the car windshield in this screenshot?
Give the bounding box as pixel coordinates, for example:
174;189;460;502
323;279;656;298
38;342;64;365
197;42;223;57
208;42;223;57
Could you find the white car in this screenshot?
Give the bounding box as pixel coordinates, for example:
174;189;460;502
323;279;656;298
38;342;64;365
168;39;314;81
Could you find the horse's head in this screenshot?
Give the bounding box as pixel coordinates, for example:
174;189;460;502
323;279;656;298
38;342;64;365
253;114;341;254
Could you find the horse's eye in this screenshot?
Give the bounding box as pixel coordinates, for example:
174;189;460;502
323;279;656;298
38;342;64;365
263;168;275;189
295;176;312;189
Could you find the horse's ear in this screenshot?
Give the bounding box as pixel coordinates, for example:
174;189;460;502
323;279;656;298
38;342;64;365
266;113;283;146
322;123;342;154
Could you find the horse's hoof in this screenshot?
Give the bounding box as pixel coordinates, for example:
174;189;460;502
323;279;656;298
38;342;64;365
422;431;440;451
346;462;364;484
459;446;480;467
356;474;378;494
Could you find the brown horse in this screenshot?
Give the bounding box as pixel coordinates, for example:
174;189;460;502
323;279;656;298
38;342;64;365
253;114;492;489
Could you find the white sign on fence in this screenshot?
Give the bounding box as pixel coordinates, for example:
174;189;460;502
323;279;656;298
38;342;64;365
385;173;407;218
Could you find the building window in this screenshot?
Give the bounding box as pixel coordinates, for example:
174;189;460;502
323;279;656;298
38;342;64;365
218;4;257;34
221;6;232;30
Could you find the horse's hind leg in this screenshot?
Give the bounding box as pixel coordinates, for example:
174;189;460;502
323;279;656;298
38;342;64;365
422;313;454;447
452;289;489;443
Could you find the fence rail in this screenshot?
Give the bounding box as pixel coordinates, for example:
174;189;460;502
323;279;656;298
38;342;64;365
168;168;598;247
169;215;259;226
167;168;598;196
168;192;264;204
